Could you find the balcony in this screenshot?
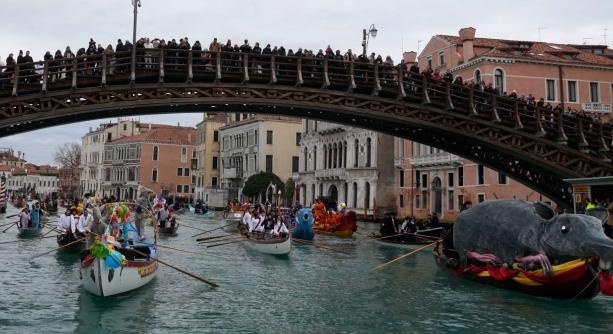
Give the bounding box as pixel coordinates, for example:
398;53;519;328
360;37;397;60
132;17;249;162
315;168;346;180
411;153;463;167
581;103;611;113
394;158;405;169
222;167;243;179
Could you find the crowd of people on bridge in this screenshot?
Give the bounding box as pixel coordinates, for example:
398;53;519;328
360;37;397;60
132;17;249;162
0;36;611;132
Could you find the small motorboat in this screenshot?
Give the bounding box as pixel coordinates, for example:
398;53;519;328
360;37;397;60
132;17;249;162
243;234;291;256
81;238;158;297
374;227;445;250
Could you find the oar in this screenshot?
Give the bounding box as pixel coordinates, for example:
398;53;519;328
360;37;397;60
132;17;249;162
38;228;56;240
5;213;19;219
198;235;244;244
0;235;57;245
204;239;245;249
293;238;351;255
191;222;236;237
2;222;17;233
177;223;209;232
29;237;86;260
196;234;233;242
369;242;437;272
129;247;219;288
41;223;62;234
0;221;18;229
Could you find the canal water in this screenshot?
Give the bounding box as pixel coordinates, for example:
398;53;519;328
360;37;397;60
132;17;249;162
0;206;611;334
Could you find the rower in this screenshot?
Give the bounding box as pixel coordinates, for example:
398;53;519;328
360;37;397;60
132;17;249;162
19;205;31;228
30;203;41;228
242;207;253;230
79;208;92;231
250;212;264;235
158;205;170;228
379;212;398;237
272;219;289;238
58;208;72;232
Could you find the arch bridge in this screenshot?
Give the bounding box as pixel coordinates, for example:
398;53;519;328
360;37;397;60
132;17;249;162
0;48;611;207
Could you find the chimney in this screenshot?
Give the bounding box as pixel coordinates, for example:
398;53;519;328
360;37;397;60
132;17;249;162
17;151;21;159
459;27;476;63
403;51;417;64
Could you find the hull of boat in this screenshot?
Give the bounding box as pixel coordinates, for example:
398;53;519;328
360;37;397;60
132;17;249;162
433;242;601;299
81;257;158;297
157;224;178;236
57;232;86;249
314;229;354;238
244;236;291;255
18;227;43;238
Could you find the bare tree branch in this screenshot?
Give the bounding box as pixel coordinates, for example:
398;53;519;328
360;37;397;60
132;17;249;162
53;142;81;168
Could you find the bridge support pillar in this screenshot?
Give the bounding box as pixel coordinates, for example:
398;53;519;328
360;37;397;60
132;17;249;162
598;122;610;160
215;52;222;82
513;101;524;129
556;110;568;145
322;59;330;89
187;51;193;83
534;107;546;137
42;61;49;93
71;58;77;89
444;82;454;110
421;76;431;104
269;55;277;84
11;65;19;96
397;66;406;99
371;64;381;96
101;53;107;87
242;53;249;84
577;118;590;153
467;87;478;116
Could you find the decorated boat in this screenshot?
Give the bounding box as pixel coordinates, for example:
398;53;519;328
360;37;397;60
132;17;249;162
313;208;358;238
243;234;292;256
80;236;159;297
374;227;445;249
435;200;613;299
292;208;314;241
223;211;244;232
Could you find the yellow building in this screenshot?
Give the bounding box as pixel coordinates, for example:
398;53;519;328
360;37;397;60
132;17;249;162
194;113;226;207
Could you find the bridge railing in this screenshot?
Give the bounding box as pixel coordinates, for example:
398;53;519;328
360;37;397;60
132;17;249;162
0;48;610;161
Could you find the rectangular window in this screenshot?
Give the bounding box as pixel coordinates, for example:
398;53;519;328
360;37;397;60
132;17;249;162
152;168;158;182
590;82;599;102
458;167;464;186
421;190;428;208
295;133;301;146
213;130;219;142
439;51;445;66
266;155;273;173
177;168;183;176
427;56;432;69
292;156;299;173
448;190;454;211
447;172;454;187
477;193;486;203
567;80;577;102
266;130;273;145
477;165;484;185
399;194;404;208
153;146;158;161
176;185;182;193
415;194;421;209
181;147;187;163
183;185;190;193
415;170;421;188
184;168;190;176
212;157;218;170
498;172;508;185
421;174;428;189
212;176;218;187
457;194;464;211
546;79;556;101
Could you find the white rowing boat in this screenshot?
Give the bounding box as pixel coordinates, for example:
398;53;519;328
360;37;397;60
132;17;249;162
80;242;158;297
243;234;292;256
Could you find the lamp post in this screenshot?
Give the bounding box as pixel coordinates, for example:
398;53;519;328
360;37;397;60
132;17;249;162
361;24;378;57
130;0;142;84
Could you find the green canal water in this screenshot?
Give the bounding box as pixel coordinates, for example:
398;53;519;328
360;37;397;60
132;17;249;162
0;206;611;333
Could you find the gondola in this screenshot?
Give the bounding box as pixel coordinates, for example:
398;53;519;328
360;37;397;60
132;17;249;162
432;241;604;299
57;231;86;249
374;227;445;249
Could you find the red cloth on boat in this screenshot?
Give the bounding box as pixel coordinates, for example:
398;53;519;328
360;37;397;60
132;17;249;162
598;271;613;296
519;264;587;285
487;267;518;280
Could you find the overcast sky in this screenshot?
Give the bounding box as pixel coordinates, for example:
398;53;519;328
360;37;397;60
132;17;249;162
1;0;611;164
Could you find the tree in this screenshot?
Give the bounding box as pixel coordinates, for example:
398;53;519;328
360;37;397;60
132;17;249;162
284;178;295;205
242;172;284;201
54;142;81;168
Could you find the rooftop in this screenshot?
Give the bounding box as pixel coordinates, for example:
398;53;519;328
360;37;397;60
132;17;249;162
110;126;197;145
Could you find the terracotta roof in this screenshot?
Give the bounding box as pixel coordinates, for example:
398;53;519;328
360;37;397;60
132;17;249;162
437;34;613;66
0;165;18;172
111;126;197;145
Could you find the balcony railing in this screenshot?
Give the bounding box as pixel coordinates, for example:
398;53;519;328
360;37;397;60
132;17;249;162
222;167;243;179
581;103;611;113
315;168;347;180
411;153;463;167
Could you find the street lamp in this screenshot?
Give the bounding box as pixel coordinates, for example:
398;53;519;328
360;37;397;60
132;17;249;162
362;24;378;56
130;0;142;84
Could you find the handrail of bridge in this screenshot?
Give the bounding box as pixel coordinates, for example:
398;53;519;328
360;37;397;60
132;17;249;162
0;48;610;161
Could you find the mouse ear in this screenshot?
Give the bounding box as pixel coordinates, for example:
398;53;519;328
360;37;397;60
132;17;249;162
533;202;556;220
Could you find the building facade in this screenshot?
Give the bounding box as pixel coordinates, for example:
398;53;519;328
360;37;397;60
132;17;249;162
220;115;302;202
58;166;80;199
297;120;396;217
194;113;226;207
0;148;26;168
101;126;197;201
6;164;58;197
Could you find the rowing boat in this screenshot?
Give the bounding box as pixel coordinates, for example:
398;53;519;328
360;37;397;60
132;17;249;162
157;221;179;236
18;226;44;238
57;231;86;250
374;227;445;250
80;240;158;297
243;234;291;256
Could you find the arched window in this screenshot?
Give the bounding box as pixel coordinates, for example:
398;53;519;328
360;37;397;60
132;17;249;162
333;143;338;168
366;138;372;167
352;182;358;208
152;146;159;161
338;142;343;168
494;68;504;93
343;141;347;168
313;146;317;170
323;144;327;170
343;182;348;204
474;69;481;83
328;145;333;169
303;147;308;171
311;184;315;204
354;139;359;167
